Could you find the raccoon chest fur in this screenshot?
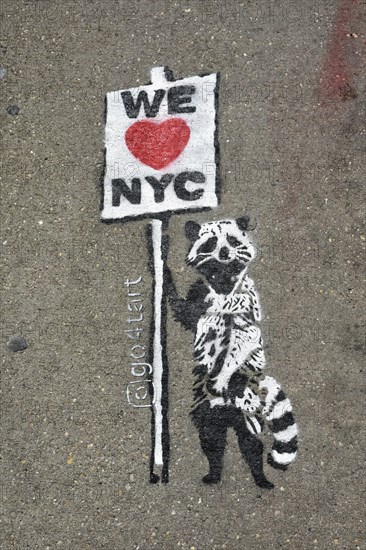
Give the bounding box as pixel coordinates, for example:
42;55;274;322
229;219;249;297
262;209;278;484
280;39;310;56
194;273;266;382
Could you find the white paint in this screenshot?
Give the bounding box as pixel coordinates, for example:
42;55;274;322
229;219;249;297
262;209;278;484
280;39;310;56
210;397;226;407
245;415;262;435
267;398;293;421
235;388;261;412
191;220;265;395
150;66;169;87
259;376;281;416
271;449;298;465
187;218;298;471
102;67;218;220
212;328;261;393
152;219;163;466
187;220;256;266
275;424;298;443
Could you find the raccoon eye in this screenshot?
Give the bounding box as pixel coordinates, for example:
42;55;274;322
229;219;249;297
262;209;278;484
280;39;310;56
197;237;217;254
227;235;242;247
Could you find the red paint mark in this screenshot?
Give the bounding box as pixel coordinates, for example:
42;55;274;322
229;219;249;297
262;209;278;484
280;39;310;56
125;119;190;170
319;0;360;103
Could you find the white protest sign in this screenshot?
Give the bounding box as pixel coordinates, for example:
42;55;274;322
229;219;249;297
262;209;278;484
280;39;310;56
101;67;219;221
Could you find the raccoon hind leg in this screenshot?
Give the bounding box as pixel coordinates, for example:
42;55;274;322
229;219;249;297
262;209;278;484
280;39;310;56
195;405;228;484
232;412;274;489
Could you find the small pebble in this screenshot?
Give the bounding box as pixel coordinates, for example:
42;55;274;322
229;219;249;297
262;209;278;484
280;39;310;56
0;67;6;80
6;335;28;352
6;105;20;116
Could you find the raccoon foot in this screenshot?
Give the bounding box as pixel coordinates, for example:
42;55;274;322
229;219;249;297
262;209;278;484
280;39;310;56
149;473;160;484
202;473;221;484
254;476;274;490
256;478;274;490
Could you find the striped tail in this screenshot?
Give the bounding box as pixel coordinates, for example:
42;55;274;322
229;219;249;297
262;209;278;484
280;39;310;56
259;376;298;470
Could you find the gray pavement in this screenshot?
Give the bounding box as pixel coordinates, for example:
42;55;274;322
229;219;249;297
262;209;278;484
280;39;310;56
1;1;365;548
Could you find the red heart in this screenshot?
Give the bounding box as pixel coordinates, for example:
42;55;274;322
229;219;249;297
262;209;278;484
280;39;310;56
125;118;190;170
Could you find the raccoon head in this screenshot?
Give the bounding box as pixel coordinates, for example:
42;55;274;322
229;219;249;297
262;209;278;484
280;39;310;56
185;216;256;294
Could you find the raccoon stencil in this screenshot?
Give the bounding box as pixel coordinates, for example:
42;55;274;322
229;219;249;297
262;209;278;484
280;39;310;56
165;216;298;489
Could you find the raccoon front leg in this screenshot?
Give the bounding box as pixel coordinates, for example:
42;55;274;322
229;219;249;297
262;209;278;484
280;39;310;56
164;265;210;332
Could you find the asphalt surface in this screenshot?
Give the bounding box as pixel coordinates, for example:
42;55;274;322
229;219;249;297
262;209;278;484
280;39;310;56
1;1;365;549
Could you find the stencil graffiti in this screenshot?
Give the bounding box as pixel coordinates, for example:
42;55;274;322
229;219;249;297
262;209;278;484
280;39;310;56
166;217;298;488
124;275;152;409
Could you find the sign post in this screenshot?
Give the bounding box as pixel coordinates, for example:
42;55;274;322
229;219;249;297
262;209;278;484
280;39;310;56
101;66;219;482
151;217;165;479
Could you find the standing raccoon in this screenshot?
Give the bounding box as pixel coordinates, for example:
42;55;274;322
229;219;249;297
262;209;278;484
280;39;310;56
165;216;298;489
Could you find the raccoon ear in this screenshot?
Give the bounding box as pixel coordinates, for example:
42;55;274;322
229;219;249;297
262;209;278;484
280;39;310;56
185;220;201;242
236;215;250;232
